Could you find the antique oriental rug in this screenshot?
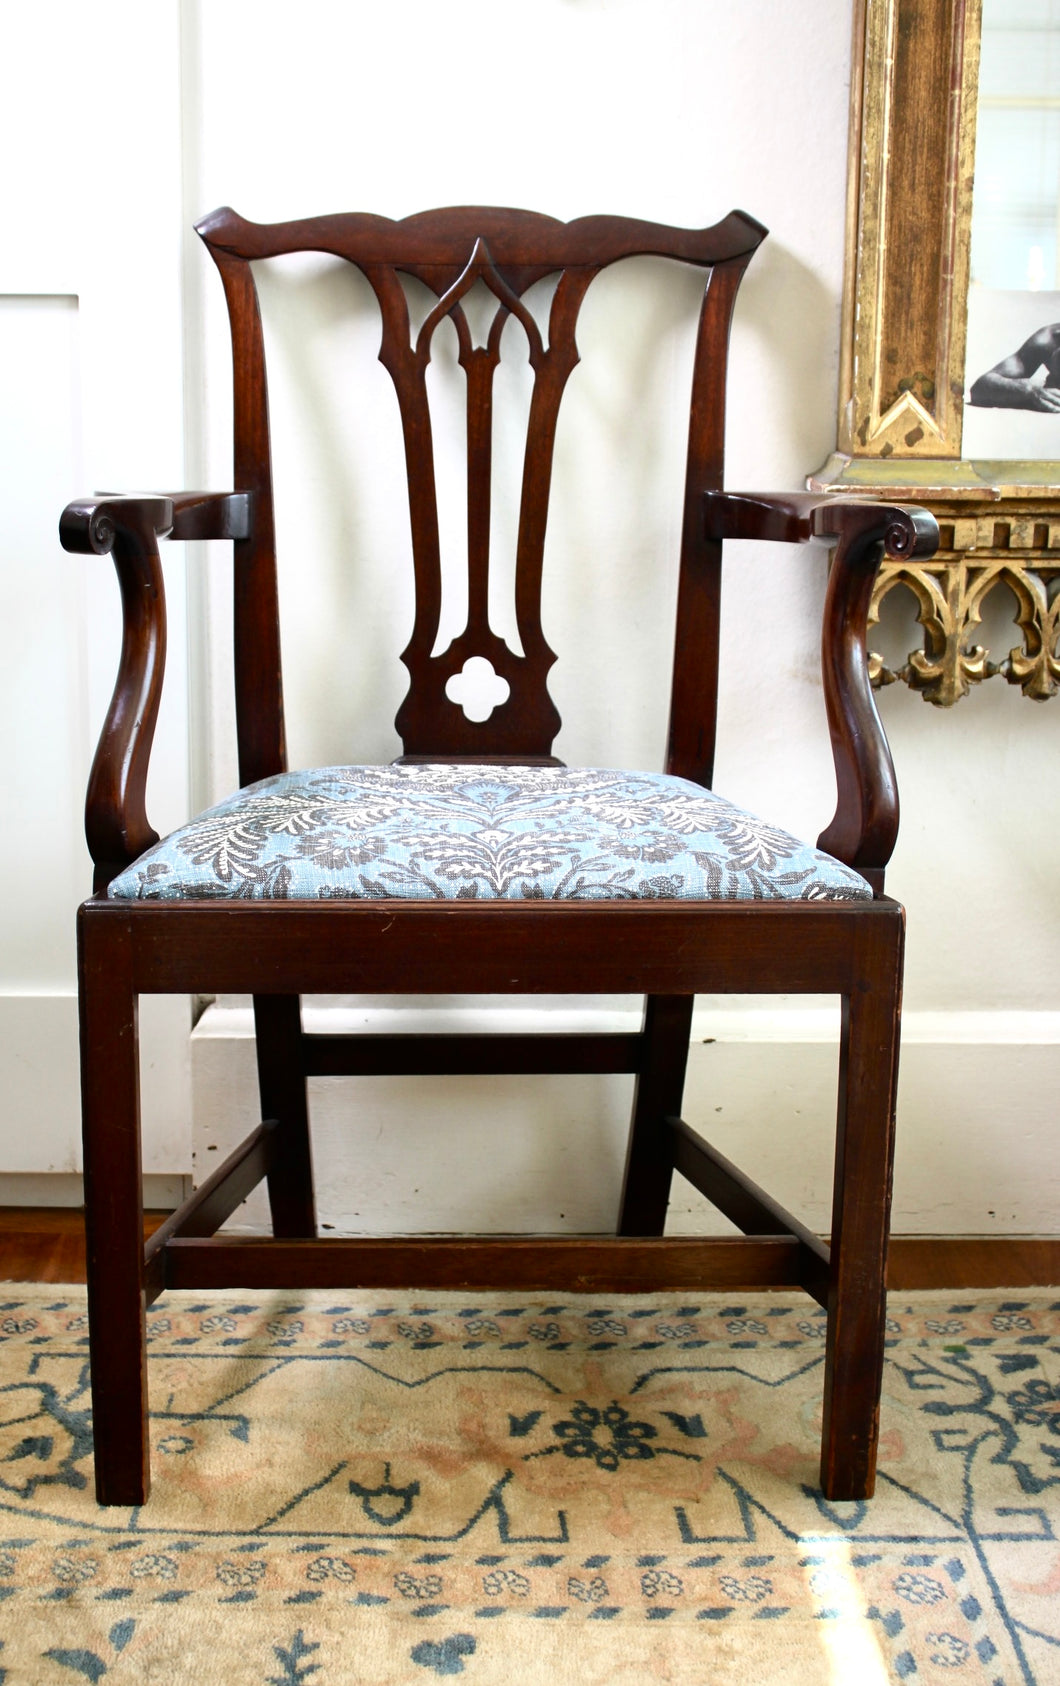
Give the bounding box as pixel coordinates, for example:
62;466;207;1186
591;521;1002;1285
0;1286;1056;1683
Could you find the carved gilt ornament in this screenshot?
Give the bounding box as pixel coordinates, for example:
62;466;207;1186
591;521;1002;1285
812;0;1060;705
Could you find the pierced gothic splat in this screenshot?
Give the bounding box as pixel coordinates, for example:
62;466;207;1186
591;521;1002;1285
364;234;592;758
196;205;767;781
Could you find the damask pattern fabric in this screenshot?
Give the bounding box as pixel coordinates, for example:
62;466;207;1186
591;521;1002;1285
106;764;871;903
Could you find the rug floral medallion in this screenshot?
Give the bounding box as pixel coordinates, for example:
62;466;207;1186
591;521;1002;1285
0;1287;1056;1684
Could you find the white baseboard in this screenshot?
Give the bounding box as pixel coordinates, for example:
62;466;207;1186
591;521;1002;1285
0;992;192;1175
189;1001;1060;1237
0;1173;191;1209
6;994;1055;1236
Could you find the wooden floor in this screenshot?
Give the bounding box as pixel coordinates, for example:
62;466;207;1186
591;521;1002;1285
0;1208;1056;1288
0;1209;168;1284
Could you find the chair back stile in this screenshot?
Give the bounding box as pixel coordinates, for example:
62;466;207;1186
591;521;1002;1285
207;244;288;788
667;256;754;787
196;206;767;784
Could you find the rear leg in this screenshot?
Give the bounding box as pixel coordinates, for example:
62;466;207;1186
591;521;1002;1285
618;994;694;1235
254;994;317;1237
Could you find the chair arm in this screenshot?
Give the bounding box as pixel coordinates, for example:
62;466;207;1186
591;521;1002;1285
60;490;250;552
703;490;939;894
59;492;250;893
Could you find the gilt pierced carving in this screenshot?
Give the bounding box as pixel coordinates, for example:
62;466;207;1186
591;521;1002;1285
816;0;1060;710
869;516;1060;704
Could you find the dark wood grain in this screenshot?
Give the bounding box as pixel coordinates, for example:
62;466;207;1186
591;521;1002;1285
77;907;150;1504
666;1115;830;1306
161;1234;807;1294
703;492;939;891
303;1031;643;1076
253;996;317;1239
665;262;753;787
812;501;937;892
168;490;251;542
889;1237;1060;1289
61;201;939;1509
196;206;767;769
2;1215;1055;1289
82;896;883;996
0;1227;88;1283
61;498;170;894
195;204;768;280
618;996;694;1236
59;493;250;888
143;1121;277;1303
819;906;905;1500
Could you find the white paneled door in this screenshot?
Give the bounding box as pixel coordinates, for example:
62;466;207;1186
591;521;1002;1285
0;4;191;1195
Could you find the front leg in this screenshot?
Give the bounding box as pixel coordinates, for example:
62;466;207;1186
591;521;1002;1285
79;906;151;1505
820;906;904;1499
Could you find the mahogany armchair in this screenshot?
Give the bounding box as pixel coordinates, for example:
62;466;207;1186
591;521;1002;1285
60;204;937;1508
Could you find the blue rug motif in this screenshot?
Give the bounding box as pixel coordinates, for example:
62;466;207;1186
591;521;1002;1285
0;1288;1055;1682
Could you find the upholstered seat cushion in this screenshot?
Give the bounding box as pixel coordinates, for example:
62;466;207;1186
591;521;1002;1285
106;764;872;903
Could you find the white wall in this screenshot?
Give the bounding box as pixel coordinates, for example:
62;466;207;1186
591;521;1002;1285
1;1;1056;1236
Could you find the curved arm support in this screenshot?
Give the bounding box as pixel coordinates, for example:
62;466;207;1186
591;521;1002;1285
61;496;172;892
812;500;936;892
703;491;939;894
60;491;251;892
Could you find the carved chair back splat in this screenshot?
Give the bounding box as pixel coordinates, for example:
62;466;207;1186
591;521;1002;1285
59;203;939;1513
198;204;765;784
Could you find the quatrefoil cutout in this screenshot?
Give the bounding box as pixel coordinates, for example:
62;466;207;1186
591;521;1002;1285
445;656;511;722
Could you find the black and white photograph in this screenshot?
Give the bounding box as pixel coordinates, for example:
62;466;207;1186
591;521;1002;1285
963;288;1060;455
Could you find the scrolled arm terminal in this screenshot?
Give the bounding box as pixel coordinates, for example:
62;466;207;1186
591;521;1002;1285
60;495;174;557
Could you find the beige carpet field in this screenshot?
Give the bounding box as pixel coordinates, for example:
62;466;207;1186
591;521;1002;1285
0;1286;1056;1683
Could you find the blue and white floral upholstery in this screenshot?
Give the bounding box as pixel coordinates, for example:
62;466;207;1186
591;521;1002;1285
107;765;871;903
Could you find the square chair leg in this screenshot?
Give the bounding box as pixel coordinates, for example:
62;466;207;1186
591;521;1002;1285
820;911;904;1500
79;909;150;1507
253;994;317;1237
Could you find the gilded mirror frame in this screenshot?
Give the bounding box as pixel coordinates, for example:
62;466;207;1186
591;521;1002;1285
811;0;1060;704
